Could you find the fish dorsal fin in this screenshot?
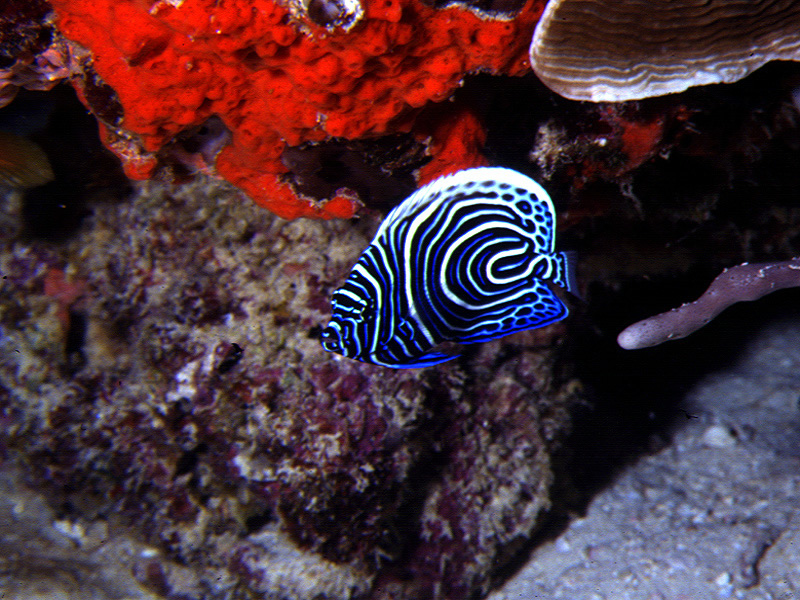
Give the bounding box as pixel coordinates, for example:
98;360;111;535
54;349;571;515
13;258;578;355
375;167;557;253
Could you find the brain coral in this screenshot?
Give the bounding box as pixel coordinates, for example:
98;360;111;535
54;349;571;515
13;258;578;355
47;0;544;219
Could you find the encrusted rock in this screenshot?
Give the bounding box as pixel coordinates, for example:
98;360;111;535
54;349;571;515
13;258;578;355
0;175;581;599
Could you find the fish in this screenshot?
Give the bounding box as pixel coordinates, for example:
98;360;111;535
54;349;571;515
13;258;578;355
320;167;578;368
0;130;54;188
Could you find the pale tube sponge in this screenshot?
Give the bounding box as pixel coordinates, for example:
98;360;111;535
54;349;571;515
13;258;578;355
618;258;800;350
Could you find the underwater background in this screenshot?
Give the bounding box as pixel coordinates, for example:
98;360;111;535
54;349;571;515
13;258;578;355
4;0;800;598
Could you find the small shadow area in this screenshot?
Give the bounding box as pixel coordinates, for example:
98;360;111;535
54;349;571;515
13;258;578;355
459;63;800;506
0;85;131;242
566;277;798;495
495;281;800;588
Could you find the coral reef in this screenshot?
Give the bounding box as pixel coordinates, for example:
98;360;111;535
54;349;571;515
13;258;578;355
513;64;800;278
0;175;581;599
529;101;682;193
0;0;81;108
531;0;800;102
4;7;800;599
45;0;544;219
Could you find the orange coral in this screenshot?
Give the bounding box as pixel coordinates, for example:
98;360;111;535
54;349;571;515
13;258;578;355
617;116;665;173
48;0;543;219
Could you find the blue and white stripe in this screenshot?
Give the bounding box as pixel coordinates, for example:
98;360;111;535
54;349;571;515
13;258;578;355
320;167;577;368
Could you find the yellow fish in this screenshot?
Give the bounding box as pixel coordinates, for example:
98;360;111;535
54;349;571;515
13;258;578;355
0;130;54;188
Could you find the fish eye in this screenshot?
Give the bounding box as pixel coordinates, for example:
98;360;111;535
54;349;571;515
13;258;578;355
348;296;373;323
355;300;371;322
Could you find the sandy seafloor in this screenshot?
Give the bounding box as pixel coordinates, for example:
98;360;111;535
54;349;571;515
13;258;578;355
4;309;800;598
490;315;800;600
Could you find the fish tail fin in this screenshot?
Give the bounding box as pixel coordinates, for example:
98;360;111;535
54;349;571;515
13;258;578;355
554;250;581;298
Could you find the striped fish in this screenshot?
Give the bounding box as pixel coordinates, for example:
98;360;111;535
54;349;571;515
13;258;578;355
320;167;577;368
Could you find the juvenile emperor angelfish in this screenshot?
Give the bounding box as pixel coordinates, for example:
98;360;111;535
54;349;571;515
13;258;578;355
320;167;578;368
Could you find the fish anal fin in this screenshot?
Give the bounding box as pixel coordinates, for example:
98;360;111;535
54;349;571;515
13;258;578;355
378;350;457;369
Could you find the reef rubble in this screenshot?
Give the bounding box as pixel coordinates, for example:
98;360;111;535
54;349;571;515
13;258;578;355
41;0;543;219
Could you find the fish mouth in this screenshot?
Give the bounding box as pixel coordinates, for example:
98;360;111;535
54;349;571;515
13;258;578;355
319;324;342;353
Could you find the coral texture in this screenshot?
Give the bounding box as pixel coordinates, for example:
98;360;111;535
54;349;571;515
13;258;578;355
0;177;580;599
46;0;544;219
531;0;800;102
0;0;81;107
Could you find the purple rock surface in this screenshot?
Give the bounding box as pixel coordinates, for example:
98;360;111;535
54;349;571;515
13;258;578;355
0;176;581;599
